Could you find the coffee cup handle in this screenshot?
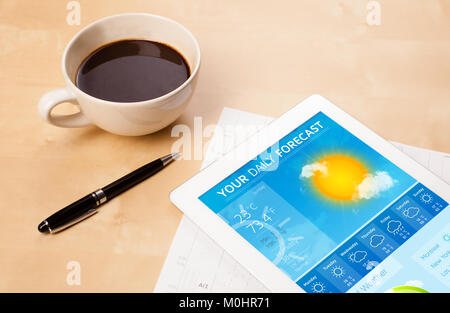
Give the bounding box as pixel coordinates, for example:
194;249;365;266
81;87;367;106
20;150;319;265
38;87;92;128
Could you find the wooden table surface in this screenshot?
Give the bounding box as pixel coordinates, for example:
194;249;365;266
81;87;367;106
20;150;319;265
0;0;449;292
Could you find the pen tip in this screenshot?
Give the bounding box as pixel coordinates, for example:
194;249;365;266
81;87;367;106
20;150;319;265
161;152;182;165
38;221;49;233
172;152;182;160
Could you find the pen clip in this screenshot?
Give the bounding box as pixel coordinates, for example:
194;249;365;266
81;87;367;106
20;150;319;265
49;208;98;234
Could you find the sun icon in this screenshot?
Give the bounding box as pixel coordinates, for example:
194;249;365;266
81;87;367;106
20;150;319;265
420;193;433;204
312;155;368;201
311;282;326;293
331;265;345;278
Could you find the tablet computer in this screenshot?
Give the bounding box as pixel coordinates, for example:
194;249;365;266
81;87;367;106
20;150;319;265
170;95;450;293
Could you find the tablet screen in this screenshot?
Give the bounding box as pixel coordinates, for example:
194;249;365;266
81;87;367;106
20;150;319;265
199;112;449;293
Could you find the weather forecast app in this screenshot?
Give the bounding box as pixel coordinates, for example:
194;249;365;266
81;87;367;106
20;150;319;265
199;112;449;293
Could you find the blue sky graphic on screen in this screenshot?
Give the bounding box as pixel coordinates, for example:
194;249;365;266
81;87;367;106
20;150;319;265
199;112;417;281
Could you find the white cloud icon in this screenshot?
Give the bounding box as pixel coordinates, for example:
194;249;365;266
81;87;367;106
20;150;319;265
300;162;327;178
370;235;384;248
349;250;367;263
387;220;402;234
403;207;420;219
356;171;396;200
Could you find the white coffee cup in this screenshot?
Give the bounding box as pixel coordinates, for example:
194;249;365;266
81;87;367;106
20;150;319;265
38;13;200;136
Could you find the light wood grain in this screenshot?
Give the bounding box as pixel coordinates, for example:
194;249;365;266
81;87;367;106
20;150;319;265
0;0;449;292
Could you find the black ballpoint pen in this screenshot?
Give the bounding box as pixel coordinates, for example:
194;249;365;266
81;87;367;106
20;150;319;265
38;152;181;234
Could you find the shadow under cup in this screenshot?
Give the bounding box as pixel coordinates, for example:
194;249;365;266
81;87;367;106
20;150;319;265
63;14;200;136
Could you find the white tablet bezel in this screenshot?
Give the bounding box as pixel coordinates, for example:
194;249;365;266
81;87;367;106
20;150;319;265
170;94;450;292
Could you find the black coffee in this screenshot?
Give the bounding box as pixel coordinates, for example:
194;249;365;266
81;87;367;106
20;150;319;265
76;39;190;102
